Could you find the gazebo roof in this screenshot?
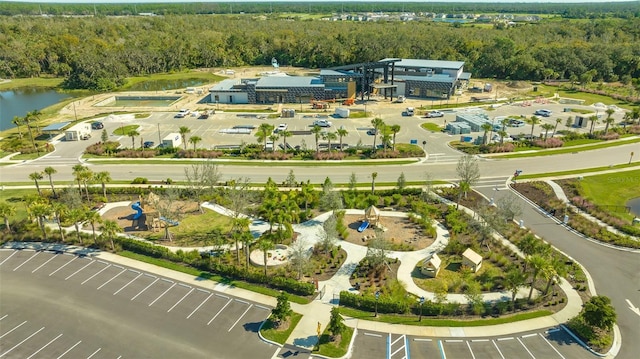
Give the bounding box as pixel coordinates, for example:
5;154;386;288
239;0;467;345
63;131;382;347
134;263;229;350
424;253;441;268
462;248;482;265
365;205;380;217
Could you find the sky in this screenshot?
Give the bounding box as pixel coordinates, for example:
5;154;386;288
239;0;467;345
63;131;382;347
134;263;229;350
4;0;637;3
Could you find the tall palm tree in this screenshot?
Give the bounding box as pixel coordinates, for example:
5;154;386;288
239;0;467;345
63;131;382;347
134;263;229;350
51;202;68;242
178;126;191;150
336;127;348;152
528;116;540;138
127;129;140;149
371;118;385;151
504;267;527;311
22;113;39;155
72;164;88;195
588;115;599;135
268;134;279;152
541;123;554;140
371;172;378;194
93;171;111;201
257;237;275;277
29;171;44;196
231;216;251;265
189;135;202;151
256;123;274;152
12;116;24;139
100;220;122;251
43;166;57;197
30;202;52;240
324;131;337;153
0;201;16;233
279;130;291;152
552;118;562;137
543;256;567;295
497;130;508;145
389;124;400;151
380;132;392;152
27;109;43;135
311;125;322;153
603;108;615;134
480;123;492;145
67;208;86;244
527;254;549;302
84;209;102;245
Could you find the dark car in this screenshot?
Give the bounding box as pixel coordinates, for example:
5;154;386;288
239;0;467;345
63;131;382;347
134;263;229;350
91;121;104;130
366;129;378;136
143;141;155;148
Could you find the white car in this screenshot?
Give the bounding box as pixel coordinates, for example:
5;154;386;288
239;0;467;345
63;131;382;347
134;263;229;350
274;124;288;133
175;109;190;118
535;109;552;117
313;119;332;127
426;110;444;118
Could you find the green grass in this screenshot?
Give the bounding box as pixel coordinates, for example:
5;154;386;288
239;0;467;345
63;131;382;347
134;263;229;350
119;71;225;91
113;125;140;136
0;188;39;222
145;207;233;241
421;122;444;132
566;108;594;114
10;152;46;160
562;139;602;146
313;326;354;358
534;84;635;110
577;170;640;219
349;111;368;119
260;313;303;344
0;77;64;91
413;260;505;294
117;251;310;304
87;159;420;166
134;113;150;119
339;307;553;327
517;162;640;180
495;138;640;159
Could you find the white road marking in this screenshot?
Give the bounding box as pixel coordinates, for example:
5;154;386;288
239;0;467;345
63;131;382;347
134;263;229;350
255;304;270;311
13;251;40;271
178;283;191;289
148;282;176;306
466;341;476;359
491;340;506;359
521;333;538;338
364;332;382;337
131;277;159;300
32;254;58;273
0;326;45;358
168;288;194;312
26;333;63;359
196;288;209;293
228;304;252;332
234;298;249;305
56;340;82;359
49;256;77;276
86;348;101;358
0;251;18;265
0;315;7;321
626;299;640;317
497;337;513;341
546;328;561;334
471;339;489;342
538;333;566;359
187;293;213;319
516;337;536;359
0;321;27;339
65;260;93;280
113;273;143;295
391;334;404;346
445;339;463;343
208;298;233;325
214;293;229;299
81;264;111;285
413;338;432;342
96;268;126;290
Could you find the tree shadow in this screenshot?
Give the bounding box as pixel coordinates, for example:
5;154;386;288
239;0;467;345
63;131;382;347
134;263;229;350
242;321;262;333
293;335;318;348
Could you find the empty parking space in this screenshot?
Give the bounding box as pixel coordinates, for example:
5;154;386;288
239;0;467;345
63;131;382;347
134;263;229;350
47;255;90;279
520;332;565;358
441;339;474;359
495;336;531;358
185;293;234;325
351;331;386;358
545;328;593;358
408;338;440;359
468;339;504;358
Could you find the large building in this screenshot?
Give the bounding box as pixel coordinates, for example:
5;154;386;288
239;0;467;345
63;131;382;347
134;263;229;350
207;58;470;104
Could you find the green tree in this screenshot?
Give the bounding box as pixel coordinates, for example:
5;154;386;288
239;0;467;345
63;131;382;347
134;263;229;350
268;134;279;152
456;154;480;203
588;115;599;135
527;116;540;138
178;126;191;150
27;109;43;135
348;172;357;192
22;112;39;154
30;201;52;240
396;172;406;191
289;240;310;280
85;209;103;245
101;129;108;142
43;166;58;197
100;219;122;251
481;123;492;145
0;202;16;232
127;129;140;149
541;123;554;140
526;254;549;302
280;130;292;152
336;127;349;152
12;116;24;139
29;171;44;196
271;292;293;326
256;123;274;152
93;171;112;202
327;307;346;339
552;118;562;137
189;135;202;150
371;117;385;151
603;108;615;133
371;172;378;194
504;266;527;311
582;296;617;331
324;131;337;153
257;237;275;277
497;130;508;145
389;124;401;151
67;208;86;244
311;125;322;153
51;202;68;242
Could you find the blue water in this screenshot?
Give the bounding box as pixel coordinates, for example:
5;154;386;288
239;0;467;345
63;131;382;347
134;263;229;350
628;197;640;217
0;89;71;131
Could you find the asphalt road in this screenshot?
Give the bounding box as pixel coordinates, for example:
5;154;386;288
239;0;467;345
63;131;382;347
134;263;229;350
476;186;640;359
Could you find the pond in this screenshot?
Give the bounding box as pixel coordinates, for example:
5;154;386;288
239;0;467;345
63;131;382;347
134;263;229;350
0;88;71;131
126;79;208;92
627;197;640;217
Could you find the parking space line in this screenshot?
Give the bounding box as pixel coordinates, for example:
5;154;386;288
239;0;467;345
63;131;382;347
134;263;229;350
0;250;17;265
538;333;566;359
187;293;213;319
97;260;109;265
32;254;58;273
208;298;232;325
26;333;63;359
168;288;194;312
438;340;447;359
160;278;173;284
132;278;159;300
255;304;270;311
491;340;506;359
96;268;126;290
516;337;536;359
56;340;82;359
148;282;176;307
129;269;140;274
86;348;101;358
497;337;513;341
228;304;252;332
113;273;143;295
0;320;27;339
196;288;209;294
234;298;249;305
65;260;94;280
413;338;432;342
81;264;111;285
178;283;191;289
0;315;6;321
521;333;537;338
0;326;44;358
214;293;229;299
445;339;463;343
49;256;77;276
471;339;489;342
13;251;40;271
364;332;382;337
113;265;124;269
466;341;476;359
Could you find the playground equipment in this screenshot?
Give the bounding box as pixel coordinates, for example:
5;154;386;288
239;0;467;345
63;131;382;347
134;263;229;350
131;202;143;220
364;205;381;227
357;221;370;233
159;216;179;226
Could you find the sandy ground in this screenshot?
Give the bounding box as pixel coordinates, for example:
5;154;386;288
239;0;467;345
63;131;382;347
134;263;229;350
342;214;434;250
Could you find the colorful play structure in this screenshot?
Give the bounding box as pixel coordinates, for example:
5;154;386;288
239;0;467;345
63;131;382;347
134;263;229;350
130;192;179;231
358;205;381;232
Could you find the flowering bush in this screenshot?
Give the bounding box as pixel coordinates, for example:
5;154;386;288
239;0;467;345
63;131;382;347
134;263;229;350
115;150;157;158
531;138;564;148
370;150;400;159
176;150;223;158
479;143;515;153
252;152;293;160
313;152;346;160
597;132;620;140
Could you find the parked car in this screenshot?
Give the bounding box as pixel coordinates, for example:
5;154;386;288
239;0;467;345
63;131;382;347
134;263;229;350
535;109;552;117
366;128;378;136
395;95;406;103
425;110;444;118
199;113;209;119
91;121;104;130
175;109;190;118
274;123;288;133
508;119;525;127
143;141;155;148
404;107;415;116
312;119;332;127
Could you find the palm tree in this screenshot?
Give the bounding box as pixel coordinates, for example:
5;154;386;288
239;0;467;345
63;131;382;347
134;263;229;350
100;220;122;251
29;171;44;196
528;116;540;138
371;172;378;194
336;127;348;152
43;166;57;197
12;116;24;139
371;118;385;150
67;208;86;244
23;112;39;155
481;123;492;144
93;171;111;201
231;216;251;265
588;115;599;135
72;164;88;195
30;202;52;240
178;126;191;150
279;130;291;152
497;130;508;145
311;125;322;153
541;123;554;140
84;209;102;245
0;202;16;232
324;131;337;153
389;124;401;151
603;108;615;133
189;135;202;151
543;256;567;296
631;107;640;125
552;118;562;137
27;109;43;135
380;131;392;152
51;202;68;242
256;123;274;152
504;267;527;311
257;237;274;277
127;129;140;149
527;254;549;302
268;134;279;152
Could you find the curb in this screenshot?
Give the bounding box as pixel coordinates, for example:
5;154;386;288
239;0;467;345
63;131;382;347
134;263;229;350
257;318;284;348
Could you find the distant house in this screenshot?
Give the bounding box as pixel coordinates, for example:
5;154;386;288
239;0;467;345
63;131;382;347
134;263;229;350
462;248;483;273
421;254;442;278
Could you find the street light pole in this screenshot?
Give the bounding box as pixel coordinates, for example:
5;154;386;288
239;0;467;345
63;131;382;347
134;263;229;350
419;296;425;322
374;291;380;317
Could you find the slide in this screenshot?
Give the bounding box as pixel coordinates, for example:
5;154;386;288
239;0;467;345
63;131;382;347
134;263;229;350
159;216;179;226
131;201;143;220
357;221;369;233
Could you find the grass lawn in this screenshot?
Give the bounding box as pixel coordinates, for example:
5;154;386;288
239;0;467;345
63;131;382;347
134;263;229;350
495;138;640;159
517;162;640;180
0;188;39;222
10;152;46;161
577;170;640;220
534;84;635;110
119;71;225;91
113;125;140;136
421;122;444;132
0;77;64;91
313;326;354;358
145;207;233;242
87;159;420;166
413;257;505;293
260;312;303;344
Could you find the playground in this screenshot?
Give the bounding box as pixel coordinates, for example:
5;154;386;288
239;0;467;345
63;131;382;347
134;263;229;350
342;212;434;251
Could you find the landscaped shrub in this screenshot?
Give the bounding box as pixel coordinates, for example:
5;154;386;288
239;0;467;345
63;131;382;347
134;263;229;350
313;152;346;160
479;143;515;153
85;141;120;156
251;152;293;160
369;150;401;159
339;291;410;314
531;138;564;148
176;149;223;158
131;177;148;184
115;150;157;158
597;132;620;140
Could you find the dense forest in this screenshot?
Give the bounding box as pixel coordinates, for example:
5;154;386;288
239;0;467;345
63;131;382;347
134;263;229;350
1;13;639;90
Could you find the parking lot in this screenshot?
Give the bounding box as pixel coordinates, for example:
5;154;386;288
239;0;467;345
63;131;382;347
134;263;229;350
0;249;275;359
351;327;596;359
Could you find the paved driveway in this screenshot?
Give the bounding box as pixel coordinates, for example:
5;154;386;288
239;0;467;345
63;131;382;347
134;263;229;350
0;249;275;359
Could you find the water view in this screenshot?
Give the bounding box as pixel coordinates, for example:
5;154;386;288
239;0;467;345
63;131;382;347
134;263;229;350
627;197;640;217
0;88;71;131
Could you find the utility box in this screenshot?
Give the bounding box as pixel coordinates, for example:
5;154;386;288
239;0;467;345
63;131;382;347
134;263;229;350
335;107;350;118
162;133;182;148
65;123;91;141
